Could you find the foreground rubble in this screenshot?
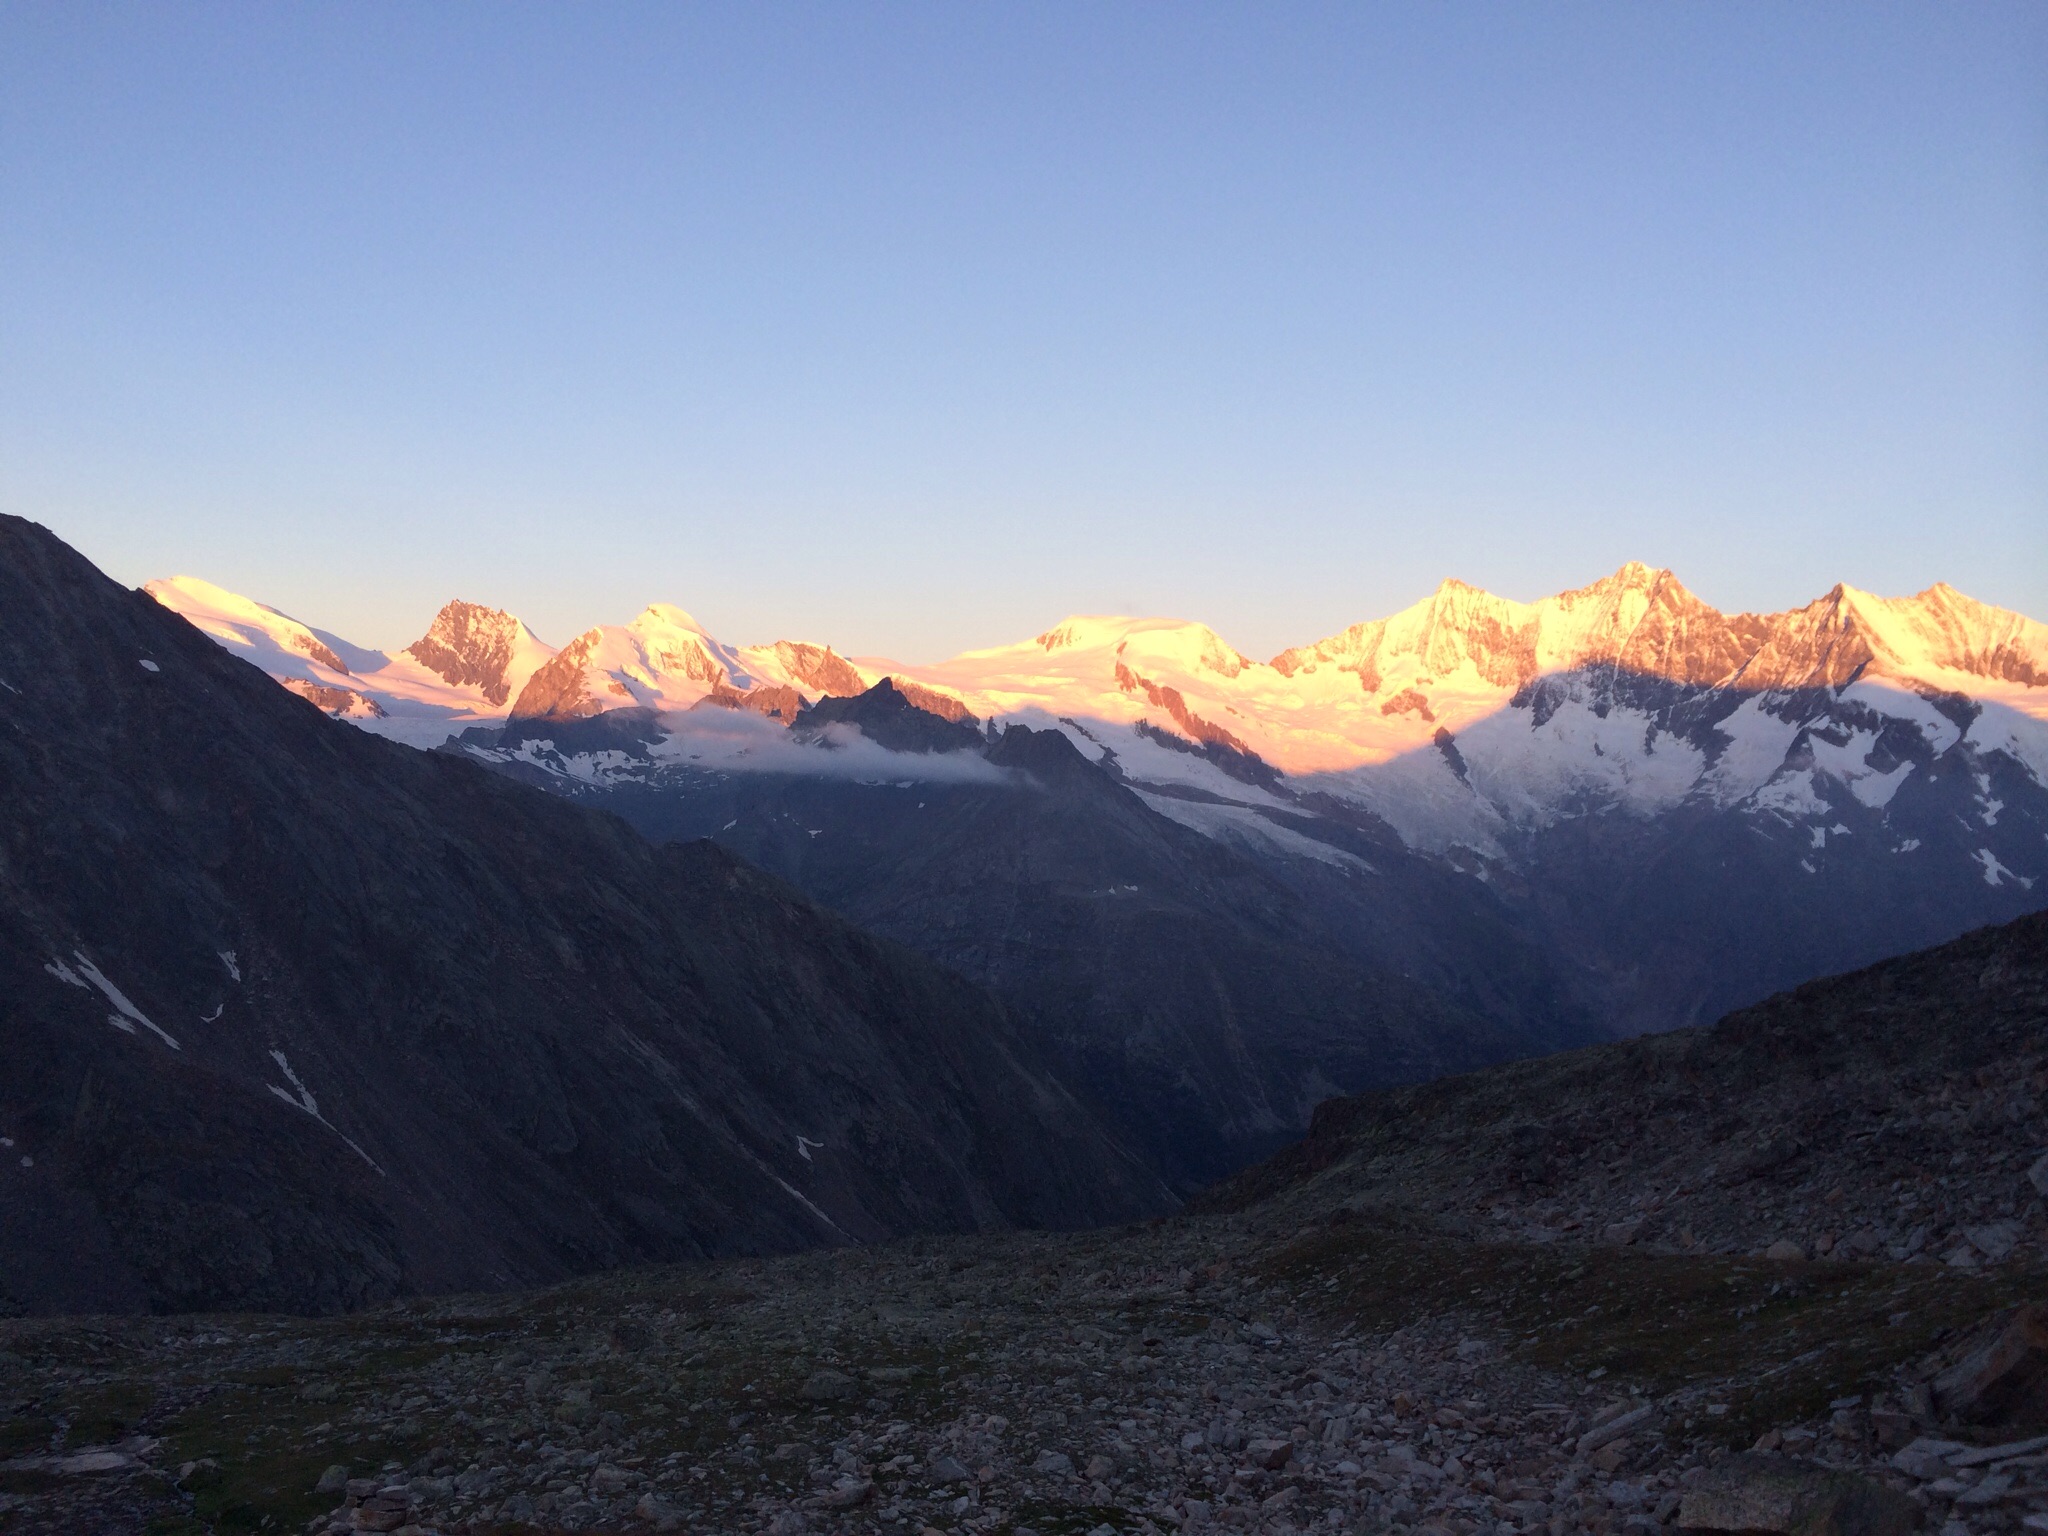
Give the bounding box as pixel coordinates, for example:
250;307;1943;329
3;1206;2044;1536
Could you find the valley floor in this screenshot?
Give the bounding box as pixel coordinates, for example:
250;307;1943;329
2;1205;2043;1536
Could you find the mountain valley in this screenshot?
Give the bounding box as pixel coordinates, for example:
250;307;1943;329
145;558;2048;1183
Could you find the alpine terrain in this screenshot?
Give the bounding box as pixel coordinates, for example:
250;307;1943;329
149;562;2048;1187
0;516;1169;1319
7;909;2048;1536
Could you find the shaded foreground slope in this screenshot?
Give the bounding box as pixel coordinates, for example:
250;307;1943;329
0;516;1168;1317
1202;907;2048;1271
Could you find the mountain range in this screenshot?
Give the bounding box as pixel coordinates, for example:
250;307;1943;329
149;562;2048;875
147;560;2048;1190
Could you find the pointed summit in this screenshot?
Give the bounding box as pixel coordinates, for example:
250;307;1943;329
402;600;551;707
507;600;750;722
1606;560;1663;587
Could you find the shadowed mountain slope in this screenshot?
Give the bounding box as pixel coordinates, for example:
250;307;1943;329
566;714;1594;1192
1200;908;2048;1270
0;516;1168;1317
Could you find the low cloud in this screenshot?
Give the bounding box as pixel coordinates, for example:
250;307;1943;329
645;708;1013;784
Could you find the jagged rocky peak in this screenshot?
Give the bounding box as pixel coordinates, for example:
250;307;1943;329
509;627;622;722
1269;563;2032;697
801;677;983;751
1530;565;1768;686
1724;582;2048;695
1735;585;1885;692
1905;583;2048;687
1336;564;1739;692
746;639;867;697
884;674;977;722
1269;577;1537;690
402;599;534;706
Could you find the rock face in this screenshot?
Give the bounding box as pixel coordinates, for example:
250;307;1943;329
1934;1305;2048;1425
0;516;1168;1317
742;640;867;699
795;678;984;754
400;600;534;706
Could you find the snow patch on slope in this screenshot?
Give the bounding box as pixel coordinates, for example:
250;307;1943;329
45;951;180;1049
1975;849;2035;889
1132;789;1368;870
266;1051;383;1172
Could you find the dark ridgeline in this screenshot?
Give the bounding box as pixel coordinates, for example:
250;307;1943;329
1195;904;2048;1254
0;516;1170;1318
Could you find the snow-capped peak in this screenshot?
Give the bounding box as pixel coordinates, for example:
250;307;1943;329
508;602;756;721
147;575;369;679
148;577;558;745
154;564;2048;861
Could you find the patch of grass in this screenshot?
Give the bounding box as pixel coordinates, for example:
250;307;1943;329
1265;1216;2046;1445
153;1375;428;1536
0;1410;55;1457
63;1379;158;1446
0;1465;62;1496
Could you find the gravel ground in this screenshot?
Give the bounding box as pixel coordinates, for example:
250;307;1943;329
3;1207;2043;1536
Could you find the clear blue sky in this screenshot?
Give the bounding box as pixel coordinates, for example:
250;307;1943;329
2;3;2043;660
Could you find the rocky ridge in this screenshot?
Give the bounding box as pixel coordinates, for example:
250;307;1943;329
404;603;548;708
1201;909;2048;1274
553;704;1588;1191
150;559;2048;1055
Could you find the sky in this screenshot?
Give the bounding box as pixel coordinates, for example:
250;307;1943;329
1;4;2043;663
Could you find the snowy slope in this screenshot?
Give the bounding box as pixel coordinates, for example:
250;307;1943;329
504;606;884;729
147;579;558;747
